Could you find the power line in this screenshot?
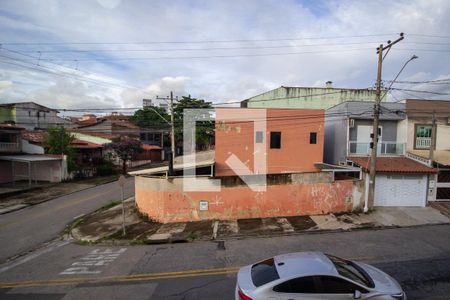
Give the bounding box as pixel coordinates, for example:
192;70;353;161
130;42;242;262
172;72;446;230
0;34;397;45
390;88;450;95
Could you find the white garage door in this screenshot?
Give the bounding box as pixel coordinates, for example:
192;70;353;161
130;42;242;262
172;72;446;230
375;174;427;207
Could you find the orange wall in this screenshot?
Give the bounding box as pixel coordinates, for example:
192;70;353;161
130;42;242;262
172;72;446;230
215;108;324;176
135;176;353;223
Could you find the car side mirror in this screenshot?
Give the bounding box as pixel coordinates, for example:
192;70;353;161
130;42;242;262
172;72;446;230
354;290;362;299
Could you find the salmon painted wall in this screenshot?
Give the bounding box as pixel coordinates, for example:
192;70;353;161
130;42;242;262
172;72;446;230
215;108;324;176
135;176;354;223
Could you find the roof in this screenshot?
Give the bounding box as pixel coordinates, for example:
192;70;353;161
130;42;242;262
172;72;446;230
0;154;62;162
274;252;337;278
130;150;214;176
0;101;59;112
142;144;162;151
22;130;46;143
347;156;437;174
70;139;103;149
408;150;450;166
71;132;112;145
0;124;24;130
327;101;406;120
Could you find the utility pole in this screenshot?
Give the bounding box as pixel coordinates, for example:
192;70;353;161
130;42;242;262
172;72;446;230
367;33;404;209
429;110;437;166
156;92;177;176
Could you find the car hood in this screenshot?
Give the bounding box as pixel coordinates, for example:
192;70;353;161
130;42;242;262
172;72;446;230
355;262;403;294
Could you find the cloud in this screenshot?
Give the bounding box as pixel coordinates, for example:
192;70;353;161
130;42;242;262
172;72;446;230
0;0;449;114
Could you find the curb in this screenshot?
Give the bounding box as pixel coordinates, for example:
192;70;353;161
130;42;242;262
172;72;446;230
0;177;122;215
70;220;450;246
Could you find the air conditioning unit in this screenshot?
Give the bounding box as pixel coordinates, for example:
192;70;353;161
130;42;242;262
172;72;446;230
349;118;355;128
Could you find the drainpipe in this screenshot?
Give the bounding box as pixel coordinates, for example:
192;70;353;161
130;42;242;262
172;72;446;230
364;172;369;213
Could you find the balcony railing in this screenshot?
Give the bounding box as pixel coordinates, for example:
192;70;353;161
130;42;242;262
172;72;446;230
415;137;431;149
0;142;20;152
348;141;405;155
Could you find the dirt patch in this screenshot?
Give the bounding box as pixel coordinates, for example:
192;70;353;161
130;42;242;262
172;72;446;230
261;218;284;233
238;218;264;234
285;216;316;231
108;221;161;240
181;220;213;241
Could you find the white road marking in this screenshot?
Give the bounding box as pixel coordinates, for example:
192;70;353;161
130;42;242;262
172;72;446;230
60;248;126;275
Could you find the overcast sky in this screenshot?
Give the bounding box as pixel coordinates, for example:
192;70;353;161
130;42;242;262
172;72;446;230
0;0;449;114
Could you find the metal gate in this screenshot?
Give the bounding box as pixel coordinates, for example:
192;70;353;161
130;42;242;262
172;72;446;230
436;169;450;201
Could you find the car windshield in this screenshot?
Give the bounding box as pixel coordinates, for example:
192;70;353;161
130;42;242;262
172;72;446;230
251;258;280;287
325;254;374;288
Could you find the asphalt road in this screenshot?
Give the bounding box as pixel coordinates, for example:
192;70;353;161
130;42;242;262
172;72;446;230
0;177;135;263
0;224;449;299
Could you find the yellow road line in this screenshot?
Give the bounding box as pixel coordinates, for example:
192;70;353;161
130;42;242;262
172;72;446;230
0;269;238;289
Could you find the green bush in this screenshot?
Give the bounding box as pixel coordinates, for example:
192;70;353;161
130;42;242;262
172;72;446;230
97;162;114;176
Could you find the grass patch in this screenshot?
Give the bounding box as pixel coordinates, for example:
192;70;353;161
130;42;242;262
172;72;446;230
101;200;122;210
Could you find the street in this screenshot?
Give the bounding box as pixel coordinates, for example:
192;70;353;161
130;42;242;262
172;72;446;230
0;212;449;299
0;177;135;264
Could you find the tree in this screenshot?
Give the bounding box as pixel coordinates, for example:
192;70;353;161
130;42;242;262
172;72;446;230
44;127;76;172
108;137;142;174
129;106;170;128
173;96;214;151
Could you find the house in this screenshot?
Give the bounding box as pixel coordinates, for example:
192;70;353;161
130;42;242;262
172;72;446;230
0;102;73;130
324;101;436;209
75;114;139;138
403;99;450;202
241;82;379;109
0;124;67;185
131;108;364;223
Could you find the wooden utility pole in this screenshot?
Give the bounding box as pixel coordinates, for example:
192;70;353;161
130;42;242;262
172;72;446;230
367;33;404;209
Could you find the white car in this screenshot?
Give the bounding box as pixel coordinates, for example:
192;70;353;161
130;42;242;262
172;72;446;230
235;252;406;300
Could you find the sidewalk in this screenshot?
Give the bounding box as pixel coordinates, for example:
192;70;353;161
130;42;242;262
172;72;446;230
0;175;119;215
70;198;450;244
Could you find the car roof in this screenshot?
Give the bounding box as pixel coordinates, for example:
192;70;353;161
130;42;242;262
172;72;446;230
273;252;339;279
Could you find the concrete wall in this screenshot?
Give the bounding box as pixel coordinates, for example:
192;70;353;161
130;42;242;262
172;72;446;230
135;173;360;223
21;139;45;154
215;108;324;176
349;120;398;142
406;117;450;151
13;160;62;182
246;87;377;110
324;116;348;164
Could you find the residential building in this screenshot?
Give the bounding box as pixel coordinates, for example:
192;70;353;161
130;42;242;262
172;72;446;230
241;82;379;110
0;124;67;185
131;108;364;223
75;114;139;138
324;101;436;208
403;99;450;202
0;102;73;130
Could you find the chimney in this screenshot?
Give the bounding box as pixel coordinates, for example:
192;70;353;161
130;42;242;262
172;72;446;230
326;81;333;88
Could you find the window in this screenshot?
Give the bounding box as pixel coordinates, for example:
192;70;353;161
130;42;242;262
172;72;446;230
270;132;281;149
317;276;367;294
310;132;317;144
255;131;263;143
325;254;373;288
251;258;280;287
273;276;318;293
415;125;432;149
140;133;146;140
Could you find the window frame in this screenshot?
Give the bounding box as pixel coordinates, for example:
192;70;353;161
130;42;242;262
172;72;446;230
310;132;317;144
270;131;281;149
414;124;433;150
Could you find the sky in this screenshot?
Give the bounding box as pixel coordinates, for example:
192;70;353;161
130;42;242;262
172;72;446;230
0;0;449;115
